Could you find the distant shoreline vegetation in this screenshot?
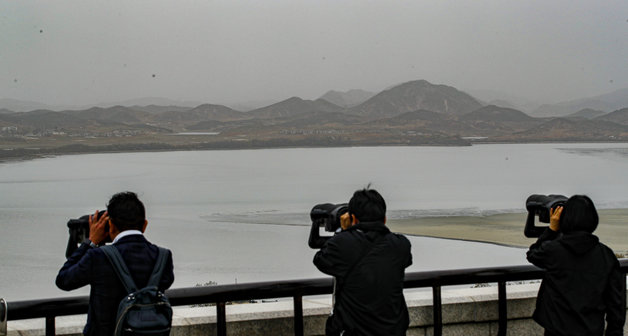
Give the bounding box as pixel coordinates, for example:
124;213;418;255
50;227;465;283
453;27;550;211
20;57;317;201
0;137;471;162
3;139;628;163
170;132;220;136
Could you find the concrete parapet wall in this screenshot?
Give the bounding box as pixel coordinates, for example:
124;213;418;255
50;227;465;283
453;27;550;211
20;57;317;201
6;283;627;335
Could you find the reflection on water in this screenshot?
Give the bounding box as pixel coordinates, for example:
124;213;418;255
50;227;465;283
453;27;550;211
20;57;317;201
559;147;628;159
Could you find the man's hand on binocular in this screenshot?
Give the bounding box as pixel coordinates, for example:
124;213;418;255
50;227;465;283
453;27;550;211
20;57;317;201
88;210;109;245
549;206;563;232
340;212;356;230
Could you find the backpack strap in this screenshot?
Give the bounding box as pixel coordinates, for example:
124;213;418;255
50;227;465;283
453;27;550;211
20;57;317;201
146;247;169;288
101;245;138;294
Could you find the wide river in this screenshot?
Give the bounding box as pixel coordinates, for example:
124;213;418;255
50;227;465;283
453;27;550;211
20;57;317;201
2;143;628;300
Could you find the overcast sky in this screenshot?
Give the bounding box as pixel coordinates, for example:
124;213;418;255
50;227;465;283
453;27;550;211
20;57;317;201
2;0;627;107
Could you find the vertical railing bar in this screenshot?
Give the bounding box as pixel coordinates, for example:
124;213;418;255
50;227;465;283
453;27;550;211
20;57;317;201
45;316;55;336
293;294;304;336
497;281;507;336
0;298;7;336
622;272;627;319
432;285;442;336
216;302;226;336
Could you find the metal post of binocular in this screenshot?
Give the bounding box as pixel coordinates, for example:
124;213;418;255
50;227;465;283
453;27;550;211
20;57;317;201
0;298;7;336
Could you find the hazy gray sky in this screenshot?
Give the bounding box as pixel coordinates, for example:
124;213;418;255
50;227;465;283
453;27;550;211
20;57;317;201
2;0;627;106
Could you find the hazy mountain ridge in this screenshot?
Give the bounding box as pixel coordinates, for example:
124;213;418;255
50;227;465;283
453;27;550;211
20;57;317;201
4;83;627;118
596;108;628;125
318;89;376;108
533;88;628;117
567;108;607;119
0;98;55;112
2;79;628;160
126;105;192;114
247;97;345;119
154;104;248;123
72;106;151;124
349;80;484;118
465;89;542;114
460;105;535;122
0;97;204;113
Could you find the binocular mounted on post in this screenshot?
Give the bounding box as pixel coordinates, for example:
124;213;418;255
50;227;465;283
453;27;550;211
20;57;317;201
524;194;567;237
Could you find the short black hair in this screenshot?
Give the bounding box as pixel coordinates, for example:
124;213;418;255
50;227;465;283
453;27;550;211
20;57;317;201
106;191;146;232
560;195;598;234
348;187;386;222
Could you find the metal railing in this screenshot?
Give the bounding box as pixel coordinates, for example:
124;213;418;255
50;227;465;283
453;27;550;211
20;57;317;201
2;260;627;336
0;298;6;336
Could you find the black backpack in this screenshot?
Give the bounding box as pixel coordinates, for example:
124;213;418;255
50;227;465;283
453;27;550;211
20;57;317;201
101;245;173;336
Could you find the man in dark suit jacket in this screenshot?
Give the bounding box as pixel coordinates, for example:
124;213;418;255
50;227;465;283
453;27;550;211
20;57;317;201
56;192;174;336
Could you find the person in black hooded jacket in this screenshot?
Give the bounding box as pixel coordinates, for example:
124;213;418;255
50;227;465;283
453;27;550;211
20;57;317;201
312;188;412;336
526;195;625;336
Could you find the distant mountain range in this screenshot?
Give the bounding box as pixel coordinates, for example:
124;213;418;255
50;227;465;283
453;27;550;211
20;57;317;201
318;89;376;108
0;98;56;113
2;79;628;160
347;80;483;118
566;108;607;119
4;81;627;118
0;97;204;113
532;88;628;117
248;97;345;119
465;89;542;114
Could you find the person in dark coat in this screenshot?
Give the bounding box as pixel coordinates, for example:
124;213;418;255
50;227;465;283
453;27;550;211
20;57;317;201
312;188;412;336
56;192;174;336
526;195;625;336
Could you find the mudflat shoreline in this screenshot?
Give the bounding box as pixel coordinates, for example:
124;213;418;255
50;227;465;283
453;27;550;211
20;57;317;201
388;209;628;255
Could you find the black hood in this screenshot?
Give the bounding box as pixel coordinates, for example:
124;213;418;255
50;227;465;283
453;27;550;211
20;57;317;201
558;231;599;255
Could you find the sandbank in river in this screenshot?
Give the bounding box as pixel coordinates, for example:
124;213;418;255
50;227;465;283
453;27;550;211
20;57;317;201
388;209;628;255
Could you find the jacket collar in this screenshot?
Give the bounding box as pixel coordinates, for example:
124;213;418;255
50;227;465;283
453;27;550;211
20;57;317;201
350;221;390;234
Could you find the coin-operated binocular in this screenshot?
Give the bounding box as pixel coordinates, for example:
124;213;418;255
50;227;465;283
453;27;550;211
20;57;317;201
524;194;567;237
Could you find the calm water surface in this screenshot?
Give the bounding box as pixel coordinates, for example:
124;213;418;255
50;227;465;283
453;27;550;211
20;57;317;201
2;143;628;300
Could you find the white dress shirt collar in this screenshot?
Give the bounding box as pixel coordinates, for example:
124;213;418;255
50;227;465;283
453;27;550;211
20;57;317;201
113;230;143;244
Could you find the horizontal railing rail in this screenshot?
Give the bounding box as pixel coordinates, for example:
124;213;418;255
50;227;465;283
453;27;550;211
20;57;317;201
2;260;627;336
